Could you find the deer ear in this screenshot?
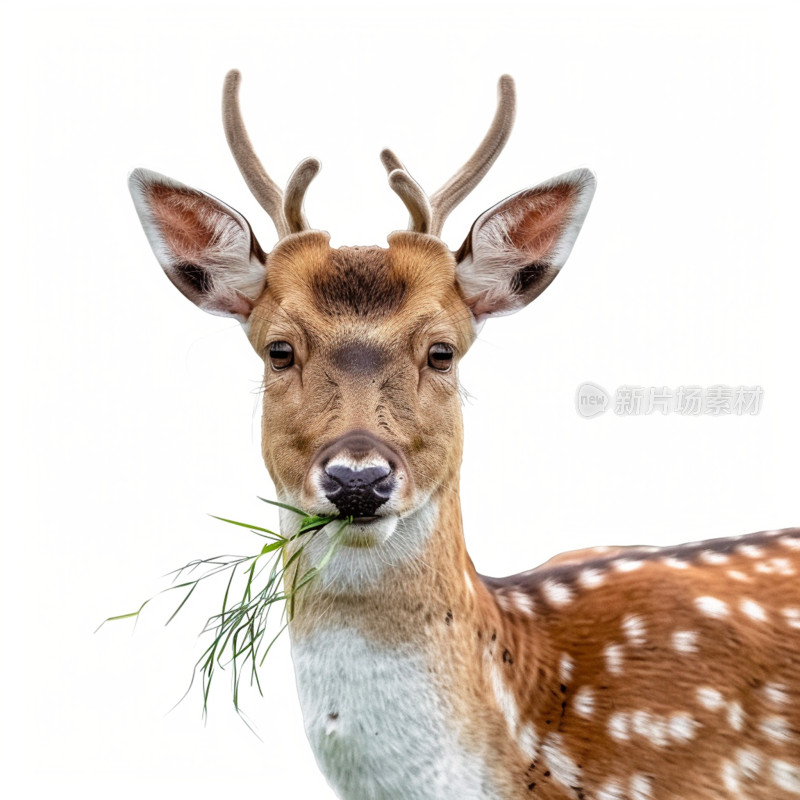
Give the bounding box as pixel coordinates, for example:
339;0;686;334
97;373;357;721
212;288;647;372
455;168;596;322
128;168;267;320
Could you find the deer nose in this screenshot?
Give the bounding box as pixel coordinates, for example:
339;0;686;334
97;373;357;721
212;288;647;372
321;462;395;518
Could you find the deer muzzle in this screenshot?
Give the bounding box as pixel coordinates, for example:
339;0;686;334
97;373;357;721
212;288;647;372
309;430;407;520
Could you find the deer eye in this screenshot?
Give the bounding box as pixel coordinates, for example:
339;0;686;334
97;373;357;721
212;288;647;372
428;343;454;372
268;341;294;370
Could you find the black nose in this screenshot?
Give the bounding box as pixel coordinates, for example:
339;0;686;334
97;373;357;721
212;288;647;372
322;463;394;518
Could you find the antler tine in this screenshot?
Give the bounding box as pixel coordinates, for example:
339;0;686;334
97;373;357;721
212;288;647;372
222;70;290;238
380;148;404;174
388;169;433;233
284;157;321;233
379;148;432;233
429;75;516;237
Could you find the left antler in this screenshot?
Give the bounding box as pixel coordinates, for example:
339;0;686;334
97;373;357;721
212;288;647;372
223;70;319;238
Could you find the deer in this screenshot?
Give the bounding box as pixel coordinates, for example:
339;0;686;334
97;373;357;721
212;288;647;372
128;70;800;800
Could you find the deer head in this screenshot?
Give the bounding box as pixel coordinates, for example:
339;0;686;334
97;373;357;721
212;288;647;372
129;71;596;582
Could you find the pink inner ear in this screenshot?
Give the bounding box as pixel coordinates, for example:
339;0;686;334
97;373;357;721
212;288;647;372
467;295;500;321
509;183;578;260
147;184;220;263
226;293;255;317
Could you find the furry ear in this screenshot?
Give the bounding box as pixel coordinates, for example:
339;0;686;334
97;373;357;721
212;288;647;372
128;168;267;320
455;168;596;321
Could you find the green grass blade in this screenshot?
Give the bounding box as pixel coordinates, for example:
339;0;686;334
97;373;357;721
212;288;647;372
256;497;309;516
164;582;199;626
208;515;283;538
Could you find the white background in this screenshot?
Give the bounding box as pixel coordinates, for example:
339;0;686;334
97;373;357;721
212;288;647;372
2;0;798;796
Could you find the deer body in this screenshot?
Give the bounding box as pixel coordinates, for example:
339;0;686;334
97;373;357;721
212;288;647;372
286;467;800;800
129;71;800;799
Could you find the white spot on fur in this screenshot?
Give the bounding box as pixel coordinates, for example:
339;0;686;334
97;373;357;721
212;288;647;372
740;598;768;622
622;615;647;646
772;758;800;793
672;630;699;653
496;593;513;612
517;721;540;759
764;683;791;706
489;662;519;735
736;748;763;780
540;734;580;788
722;747;766;787
728;701;745;732
573;686;595;718
727;569;751;582
721;760;741;794
613;559;643;573
577;568;605;589
631;710;654;741
629;709;651;737
608;711;630;741
541;580;574;608
630;773;653;800
668;711;700;742
779;536;800;550
695;596;729;619
508;589;535;616
770;557;796;575
737;544;764;558
464;571;475;597
782;608;800;630
760;715;793;743
631;710;668;747
700;550;729;565
604;644;624;675
663;557;689;569
559;653;574;683
697;686;725;711
597;779;625;800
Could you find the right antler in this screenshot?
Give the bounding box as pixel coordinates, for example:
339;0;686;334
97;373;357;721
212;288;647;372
222;70;319;239
381;75;517;238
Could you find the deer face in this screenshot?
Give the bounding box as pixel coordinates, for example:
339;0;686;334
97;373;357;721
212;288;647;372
246;231;473;540
129;71;596;555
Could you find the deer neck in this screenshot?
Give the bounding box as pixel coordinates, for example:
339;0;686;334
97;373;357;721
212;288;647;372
285;483;559;800
287;481;483;639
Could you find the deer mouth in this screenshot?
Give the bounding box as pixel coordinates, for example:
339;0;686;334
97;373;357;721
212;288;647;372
333;513;400;550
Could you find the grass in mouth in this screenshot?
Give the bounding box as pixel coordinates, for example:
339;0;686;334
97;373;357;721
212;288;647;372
99;498;350;722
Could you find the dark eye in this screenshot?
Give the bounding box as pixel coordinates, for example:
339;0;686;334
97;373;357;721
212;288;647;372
428;343;454;372
268;341;294;370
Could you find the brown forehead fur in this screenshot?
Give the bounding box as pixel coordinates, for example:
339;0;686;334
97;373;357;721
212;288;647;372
247;230;475;354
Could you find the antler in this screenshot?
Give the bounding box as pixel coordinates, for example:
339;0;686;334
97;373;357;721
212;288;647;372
222;70;317;238
381;75;516;238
